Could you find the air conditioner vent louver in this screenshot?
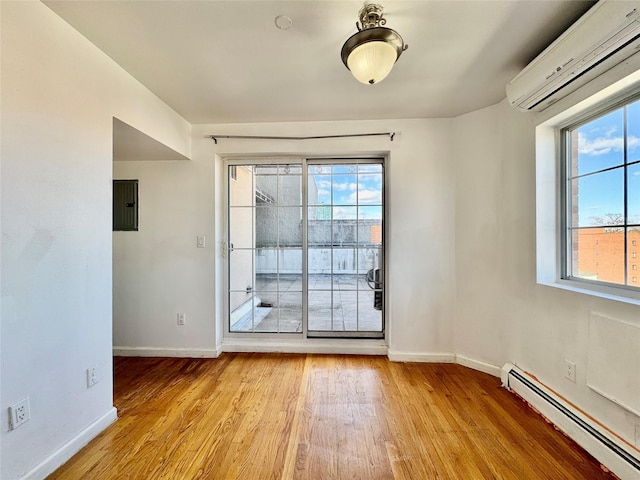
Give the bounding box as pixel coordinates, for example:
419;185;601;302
507;1;640;112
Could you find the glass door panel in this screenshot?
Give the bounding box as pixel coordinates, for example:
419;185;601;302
229;164;303;333
228;159;383;338
307;162;384;337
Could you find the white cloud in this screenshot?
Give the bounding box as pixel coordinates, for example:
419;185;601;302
346;189;382;204
359;174;382;184
578;132;640;156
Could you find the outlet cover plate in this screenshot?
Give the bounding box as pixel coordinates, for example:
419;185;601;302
9;397;30;430
564;359;576;383
87;365;99;388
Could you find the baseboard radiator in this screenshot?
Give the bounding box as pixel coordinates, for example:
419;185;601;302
501;363;640;480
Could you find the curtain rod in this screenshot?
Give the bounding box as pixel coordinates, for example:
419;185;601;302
208;132;396;144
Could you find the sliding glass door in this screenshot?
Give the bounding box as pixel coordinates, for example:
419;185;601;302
227;159;384;339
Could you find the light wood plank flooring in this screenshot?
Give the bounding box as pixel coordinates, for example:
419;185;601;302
48;354;617;479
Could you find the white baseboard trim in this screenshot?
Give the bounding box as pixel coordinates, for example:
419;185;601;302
456;354;501;377
222;339;388;355
502;363;640;480
21;407;117;480
387;351;456;363
113;346;221;358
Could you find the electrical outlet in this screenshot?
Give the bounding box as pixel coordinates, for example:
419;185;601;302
177;313;186;325
87;365;99;388
564;359;576;383
8;397;30;430
197;235;206;248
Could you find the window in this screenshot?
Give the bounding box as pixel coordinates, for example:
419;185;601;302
230;165;237;181
563;96;640;290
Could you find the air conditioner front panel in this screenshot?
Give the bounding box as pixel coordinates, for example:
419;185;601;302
506;1;640;111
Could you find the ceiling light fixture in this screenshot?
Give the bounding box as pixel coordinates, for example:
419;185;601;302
341;3;407;85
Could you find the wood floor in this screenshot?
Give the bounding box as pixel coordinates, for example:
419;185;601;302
49;354;616;479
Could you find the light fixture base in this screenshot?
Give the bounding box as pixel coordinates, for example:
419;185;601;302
358;4;386;30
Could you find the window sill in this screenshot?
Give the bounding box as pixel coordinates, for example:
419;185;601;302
538;278;640;306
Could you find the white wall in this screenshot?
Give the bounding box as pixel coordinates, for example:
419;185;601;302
454;98;640;448
113;119;456;357
112;160;216;356
0;2;190;479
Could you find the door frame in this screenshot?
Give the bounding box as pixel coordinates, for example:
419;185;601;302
222;155;388;343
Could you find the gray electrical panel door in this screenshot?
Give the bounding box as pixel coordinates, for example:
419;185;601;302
113;180;138;231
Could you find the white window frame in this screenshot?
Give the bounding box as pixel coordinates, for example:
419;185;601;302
535;66;640;306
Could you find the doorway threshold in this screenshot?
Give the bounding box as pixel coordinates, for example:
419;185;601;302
221;338;388;356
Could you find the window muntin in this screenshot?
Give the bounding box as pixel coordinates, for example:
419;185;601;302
564;98;640;289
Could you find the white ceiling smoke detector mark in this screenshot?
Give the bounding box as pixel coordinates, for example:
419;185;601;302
275;15;292;30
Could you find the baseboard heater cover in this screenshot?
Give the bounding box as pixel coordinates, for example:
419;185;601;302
501;363;640;480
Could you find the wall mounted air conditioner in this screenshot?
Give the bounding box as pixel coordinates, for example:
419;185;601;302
506;0;640;112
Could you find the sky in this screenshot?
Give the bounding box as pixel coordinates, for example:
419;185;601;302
574;100;640;227
309;164;383;220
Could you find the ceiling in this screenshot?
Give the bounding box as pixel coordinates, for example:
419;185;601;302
45;0;596;124
113;118;189;161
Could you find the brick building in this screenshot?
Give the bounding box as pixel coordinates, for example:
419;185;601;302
576;228;640;285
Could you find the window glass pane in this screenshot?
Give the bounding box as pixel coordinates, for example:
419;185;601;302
255;166;277;206
336;290;357;331
573;108;624;176
230;291;255;332
279;248;301;280
278;167;301;206
332;174;357;205
255;207;278;247
358;290;382;331
308;208;331;246
229;207;253;249
279;164;301;175
229;166;254;207
628;228;640;287
357;172;383;205
229;249;254;293
571;168;624;227
358;211;382;246
278;292;302;332
572;228;624;285
278;207;302;247
332;165;354;174
308;173;331;206
332;248;357;289
629;163;640;225
307;248;332;278
255;248;277;290
359;248;382;277
358;164;382;173
308;290;333;331
333;207;358;245
627;99;640;163
252;292;278;333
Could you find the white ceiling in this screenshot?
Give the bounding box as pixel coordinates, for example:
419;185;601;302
45;0;596;124
113;118;189;161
